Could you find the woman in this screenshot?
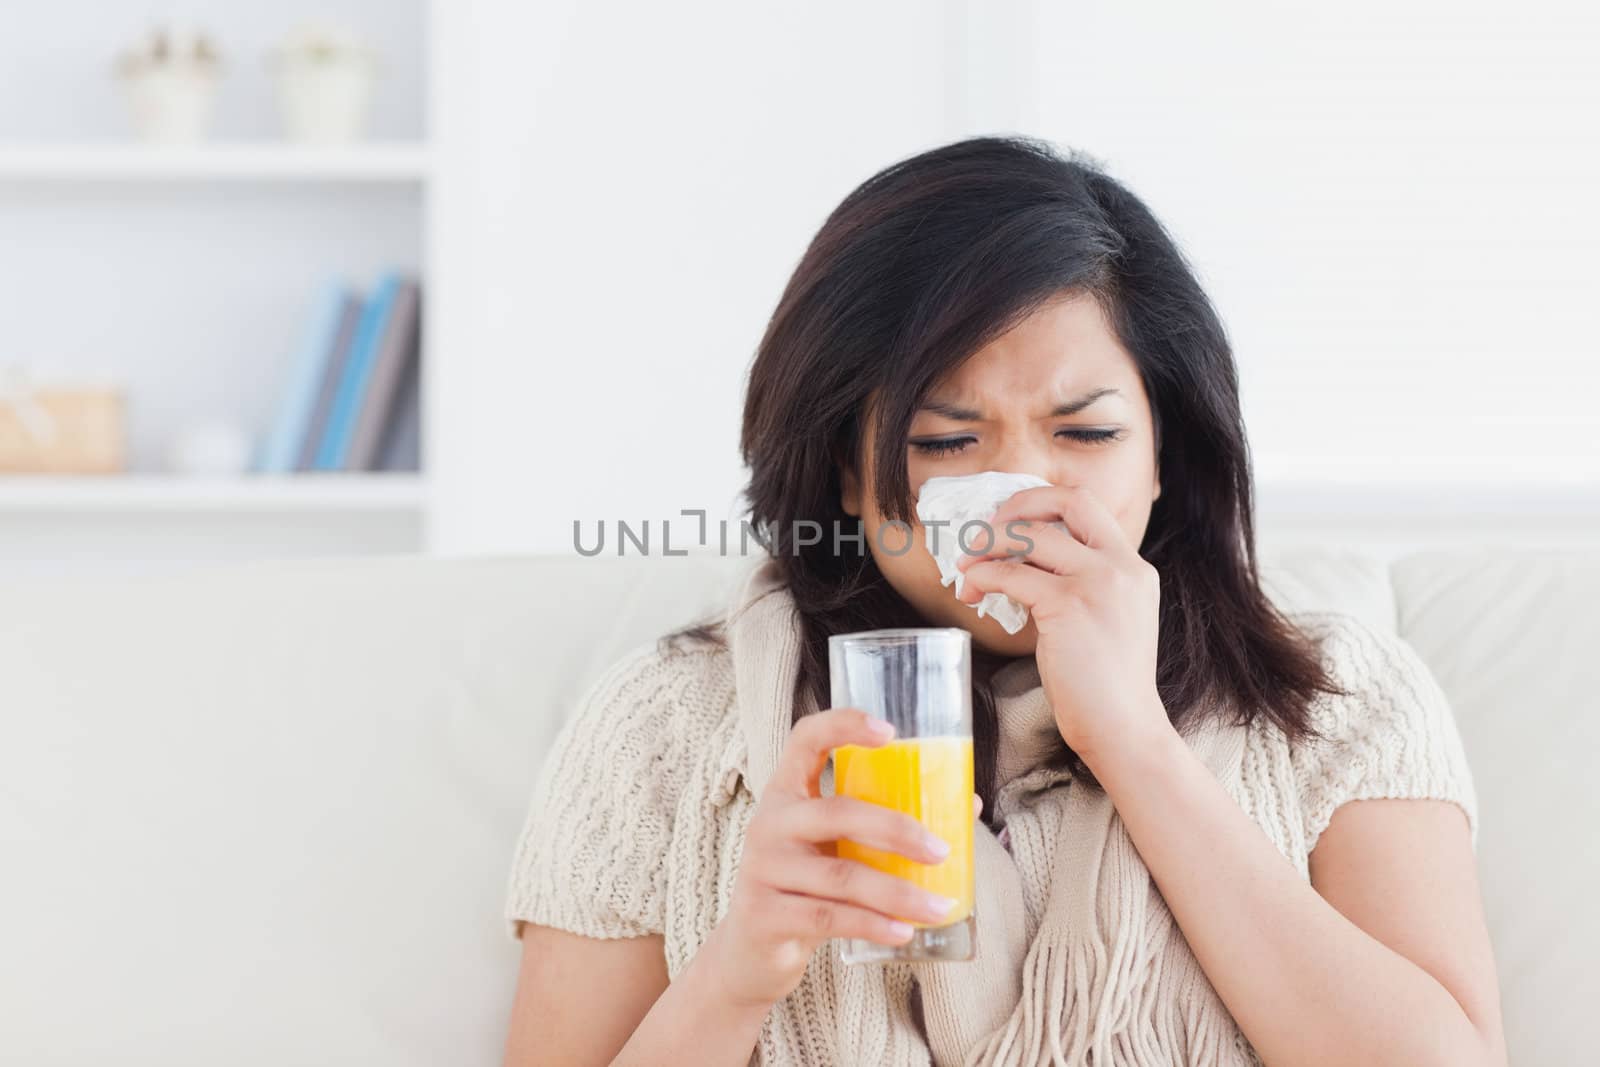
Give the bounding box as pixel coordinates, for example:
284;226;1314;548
501;136;1506;1066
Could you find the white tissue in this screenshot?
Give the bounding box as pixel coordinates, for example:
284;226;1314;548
914;470;1052;634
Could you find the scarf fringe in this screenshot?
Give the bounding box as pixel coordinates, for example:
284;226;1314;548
957;789;1258;1066
965;922;1250;1066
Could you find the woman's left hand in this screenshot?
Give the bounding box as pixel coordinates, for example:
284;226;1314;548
955;483;1173;767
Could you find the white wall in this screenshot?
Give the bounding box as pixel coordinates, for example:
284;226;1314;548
431;0;957;556
1028;0;1600;485
431;0;1600;557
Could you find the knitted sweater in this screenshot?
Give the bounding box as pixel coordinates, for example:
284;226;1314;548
505;564;1479;1065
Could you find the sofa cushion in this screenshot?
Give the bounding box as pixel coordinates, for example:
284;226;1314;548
1390;548;1600;1065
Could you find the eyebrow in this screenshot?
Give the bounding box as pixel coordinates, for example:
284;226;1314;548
916;387;1124;421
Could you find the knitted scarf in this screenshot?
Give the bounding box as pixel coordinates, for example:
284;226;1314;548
726;556;1261;1066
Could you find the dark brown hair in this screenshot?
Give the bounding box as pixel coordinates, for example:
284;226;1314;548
666;135;1349;823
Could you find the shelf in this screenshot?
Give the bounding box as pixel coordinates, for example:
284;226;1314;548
0;142;432;183
0;474;428;513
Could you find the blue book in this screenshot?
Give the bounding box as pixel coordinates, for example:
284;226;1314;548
254;277;352;474
313;270;404;471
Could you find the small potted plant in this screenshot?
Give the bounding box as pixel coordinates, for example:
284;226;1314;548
268;23;380;145
113;25;223;143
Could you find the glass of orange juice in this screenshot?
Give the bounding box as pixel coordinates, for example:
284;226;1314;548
828;627;975;964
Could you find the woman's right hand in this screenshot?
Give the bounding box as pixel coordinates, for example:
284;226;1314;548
699;706;979;1011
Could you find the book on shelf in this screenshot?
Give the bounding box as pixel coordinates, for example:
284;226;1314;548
255;277;355;474
257;268;423;476
295;286;363;472
347;276;422;471
374;329;421;471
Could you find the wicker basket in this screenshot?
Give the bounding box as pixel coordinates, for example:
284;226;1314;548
0;382;128;474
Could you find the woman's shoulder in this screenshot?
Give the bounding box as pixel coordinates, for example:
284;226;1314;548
549;634;746;804
578;632;741;738
503;632;744;942
1282;608;1450;730
1276;608;1480;852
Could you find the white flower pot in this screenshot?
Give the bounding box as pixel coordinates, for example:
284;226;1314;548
274;55;376;145
121;66;220;143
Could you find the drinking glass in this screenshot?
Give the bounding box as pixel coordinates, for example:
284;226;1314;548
828;627;975;964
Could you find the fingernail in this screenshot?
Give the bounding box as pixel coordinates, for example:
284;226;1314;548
867;717;895;739
887;920;915;939
921;893;957;919
924;833;950;859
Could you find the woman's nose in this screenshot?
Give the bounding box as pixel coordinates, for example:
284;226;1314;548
986;440;1066;488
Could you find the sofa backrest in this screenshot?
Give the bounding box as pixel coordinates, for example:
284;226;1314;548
1;546;1593;1065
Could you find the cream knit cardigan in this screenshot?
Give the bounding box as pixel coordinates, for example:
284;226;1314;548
506;558;1478;1065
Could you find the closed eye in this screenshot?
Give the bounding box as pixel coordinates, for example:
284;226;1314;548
909;428;1124;456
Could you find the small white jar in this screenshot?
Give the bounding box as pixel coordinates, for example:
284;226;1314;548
269;34;379;145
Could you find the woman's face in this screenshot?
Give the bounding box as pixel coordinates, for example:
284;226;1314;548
840;290;1163;657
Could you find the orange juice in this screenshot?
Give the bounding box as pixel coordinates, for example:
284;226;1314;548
832;736;975;928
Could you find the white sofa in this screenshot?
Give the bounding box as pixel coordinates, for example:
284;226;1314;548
3;546;1595;1065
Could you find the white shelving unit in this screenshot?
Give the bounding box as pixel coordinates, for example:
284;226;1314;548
0;6;434;576
0;473;427;514
0;142;432;182
0;137;433;568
